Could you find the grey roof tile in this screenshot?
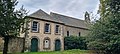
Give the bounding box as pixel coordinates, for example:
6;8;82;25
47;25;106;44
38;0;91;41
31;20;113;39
29;9;88;29
29;9;54;21
50;12;88;29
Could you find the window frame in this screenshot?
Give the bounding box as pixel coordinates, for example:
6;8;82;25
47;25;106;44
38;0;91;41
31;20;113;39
31;21;39;32
55;24;61;35
67;31;69;36
44;23;51;34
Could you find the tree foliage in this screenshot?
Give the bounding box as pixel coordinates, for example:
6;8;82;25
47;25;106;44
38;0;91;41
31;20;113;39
0;0;27;37
0;0;27;54
87;0;120;54
64;36;87;50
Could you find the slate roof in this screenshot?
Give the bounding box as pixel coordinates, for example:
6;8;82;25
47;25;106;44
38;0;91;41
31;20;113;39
29;9;54;21
29;9;88;29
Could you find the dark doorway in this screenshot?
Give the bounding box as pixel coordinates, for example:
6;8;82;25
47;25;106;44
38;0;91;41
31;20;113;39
31;38;38;52
55;39;61;51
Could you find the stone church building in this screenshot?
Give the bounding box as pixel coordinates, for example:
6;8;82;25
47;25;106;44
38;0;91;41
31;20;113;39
20;9;90;52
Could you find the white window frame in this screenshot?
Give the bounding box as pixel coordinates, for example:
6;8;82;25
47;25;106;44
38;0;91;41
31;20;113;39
31;21;39;32
44;23;51;33
55;24;61;34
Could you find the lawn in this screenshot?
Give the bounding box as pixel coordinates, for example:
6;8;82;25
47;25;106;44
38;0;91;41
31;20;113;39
10;49;95;54
0;49;95;54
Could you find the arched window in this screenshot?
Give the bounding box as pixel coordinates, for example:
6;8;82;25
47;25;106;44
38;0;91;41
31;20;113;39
43;37;50;49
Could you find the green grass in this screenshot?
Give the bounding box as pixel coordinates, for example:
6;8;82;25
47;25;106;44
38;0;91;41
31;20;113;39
0;49;95;54
11;49;95;54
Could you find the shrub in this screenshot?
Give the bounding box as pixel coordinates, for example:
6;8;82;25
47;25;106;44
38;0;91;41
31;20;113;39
64;36;87;50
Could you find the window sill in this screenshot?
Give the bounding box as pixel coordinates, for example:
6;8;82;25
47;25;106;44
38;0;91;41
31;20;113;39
44;32;51;34
31;31;39;33
55;33;61;35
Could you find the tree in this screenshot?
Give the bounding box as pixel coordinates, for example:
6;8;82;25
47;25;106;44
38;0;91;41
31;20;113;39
0;0;27;54
87;0;120;54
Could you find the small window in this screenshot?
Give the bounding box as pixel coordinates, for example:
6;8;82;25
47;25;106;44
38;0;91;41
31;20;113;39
79;32;81;36
55;25;59;33
32;21;39;32
55;25;61;34
67;31;69;36
44;23;50;33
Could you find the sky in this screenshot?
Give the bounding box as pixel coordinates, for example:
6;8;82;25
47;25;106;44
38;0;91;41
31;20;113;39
16;0;100;20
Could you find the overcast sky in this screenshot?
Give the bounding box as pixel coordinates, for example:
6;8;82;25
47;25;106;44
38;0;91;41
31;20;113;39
16;0;100;20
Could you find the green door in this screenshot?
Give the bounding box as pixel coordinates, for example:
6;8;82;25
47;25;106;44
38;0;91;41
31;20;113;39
31;38;38;52
55;39;61;51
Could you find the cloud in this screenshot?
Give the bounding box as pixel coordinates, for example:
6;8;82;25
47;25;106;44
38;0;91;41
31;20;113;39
16;0;99;20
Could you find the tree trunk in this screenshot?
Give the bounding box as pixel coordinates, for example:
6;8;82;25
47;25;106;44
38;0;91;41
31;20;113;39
21;38;25;53
3;37;9;54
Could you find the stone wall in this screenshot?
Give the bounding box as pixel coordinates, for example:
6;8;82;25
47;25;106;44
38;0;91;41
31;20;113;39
0;37;24;53
64;25;89;37
0;37;4;52
22;19;64;51
8;37;24;53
